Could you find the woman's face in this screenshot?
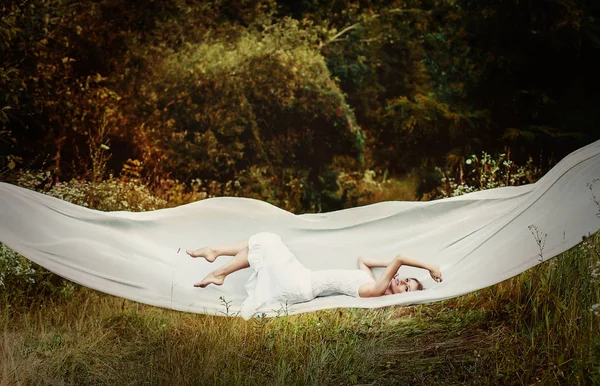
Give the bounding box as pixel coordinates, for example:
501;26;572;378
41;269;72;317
389;274;420;294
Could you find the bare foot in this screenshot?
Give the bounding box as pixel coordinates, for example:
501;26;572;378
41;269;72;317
186;247;218;262
194;272;225;288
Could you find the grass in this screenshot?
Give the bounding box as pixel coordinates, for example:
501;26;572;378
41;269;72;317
1;232;599;385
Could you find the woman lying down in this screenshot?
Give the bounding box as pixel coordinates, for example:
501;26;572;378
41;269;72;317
186;232;442;318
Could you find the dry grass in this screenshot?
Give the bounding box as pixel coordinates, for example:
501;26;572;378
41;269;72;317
1;232;598;385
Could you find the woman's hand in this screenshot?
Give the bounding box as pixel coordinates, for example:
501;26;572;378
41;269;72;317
429;265;443;283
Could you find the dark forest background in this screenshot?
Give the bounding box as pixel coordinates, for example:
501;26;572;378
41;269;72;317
1;0;599;212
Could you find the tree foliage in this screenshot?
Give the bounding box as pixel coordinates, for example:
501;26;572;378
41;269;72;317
1;0;598;209
135;18;363;184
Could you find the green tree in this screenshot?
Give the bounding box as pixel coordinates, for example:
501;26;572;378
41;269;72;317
134;18;364;211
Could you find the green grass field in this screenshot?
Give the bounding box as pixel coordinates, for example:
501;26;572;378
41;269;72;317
2;232;598;385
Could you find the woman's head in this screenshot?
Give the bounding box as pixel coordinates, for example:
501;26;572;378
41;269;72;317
389;274;423;294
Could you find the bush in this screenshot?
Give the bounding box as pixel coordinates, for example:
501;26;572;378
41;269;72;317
11;169;167;211
134;17;364;211
0;242;77;307
435;150;544;198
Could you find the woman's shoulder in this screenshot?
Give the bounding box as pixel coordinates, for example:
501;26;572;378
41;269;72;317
357;280;378;298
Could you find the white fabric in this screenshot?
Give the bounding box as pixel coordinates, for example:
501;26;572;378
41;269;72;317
0;139;599;319
241;232;312;319
310;269;374;298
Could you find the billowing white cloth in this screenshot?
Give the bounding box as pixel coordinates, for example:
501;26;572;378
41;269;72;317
0;139;599;318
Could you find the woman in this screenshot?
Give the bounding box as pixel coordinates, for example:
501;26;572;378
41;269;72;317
187;232;442;317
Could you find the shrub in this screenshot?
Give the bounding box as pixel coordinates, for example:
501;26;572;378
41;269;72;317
436;150;544;197
0;242;77;306
134;17;364;212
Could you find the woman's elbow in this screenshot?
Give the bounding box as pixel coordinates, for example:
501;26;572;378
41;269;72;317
375;286;388;297
371;283;388;297
360;282;384;298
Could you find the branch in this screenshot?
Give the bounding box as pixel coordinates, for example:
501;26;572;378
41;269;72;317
329;23;361;42
319;22;361;48
319;8;429;49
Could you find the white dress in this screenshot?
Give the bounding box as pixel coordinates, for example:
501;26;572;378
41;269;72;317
240;232;374;319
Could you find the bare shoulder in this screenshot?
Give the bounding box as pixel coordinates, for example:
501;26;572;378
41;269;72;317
358;281;380;298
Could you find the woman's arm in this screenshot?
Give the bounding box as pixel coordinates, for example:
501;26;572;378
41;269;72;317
358;255;442;297
358;256;394;294
357;256;388;280
359;256;403;297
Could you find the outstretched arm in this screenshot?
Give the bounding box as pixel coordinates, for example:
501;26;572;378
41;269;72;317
358;255;442;297
358;256;387;280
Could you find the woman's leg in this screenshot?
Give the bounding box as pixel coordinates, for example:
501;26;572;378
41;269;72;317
187;240;248;262
195;246;250;287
